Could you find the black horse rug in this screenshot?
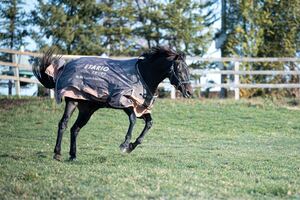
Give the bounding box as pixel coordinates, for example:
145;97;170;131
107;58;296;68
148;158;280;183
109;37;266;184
45;57;155;117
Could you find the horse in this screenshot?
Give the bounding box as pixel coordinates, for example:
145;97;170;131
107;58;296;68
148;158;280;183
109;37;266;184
32;46;193;161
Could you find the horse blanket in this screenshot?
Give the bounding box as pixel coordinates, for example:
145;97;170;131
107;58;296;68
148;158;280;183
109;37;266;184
46;57;155;117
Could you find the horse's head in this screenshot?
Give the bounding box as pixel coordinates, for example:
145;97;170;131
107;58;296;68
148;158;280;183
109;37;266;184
168;52;193;98
138;46;193;97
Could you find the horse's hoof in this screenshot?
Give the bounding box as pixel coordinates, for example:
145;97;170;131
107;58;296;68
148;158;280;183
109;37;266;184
122;148;131;154
69;157;77;161
120;146;129;154
126;148;133;153
120;145;129;154
119;143;134;154
119;143;128;153
53;154;62;161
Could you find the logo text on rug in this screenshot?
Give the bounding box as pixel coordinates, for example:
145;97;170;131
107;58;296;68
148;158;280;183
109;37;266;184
84;64;110;76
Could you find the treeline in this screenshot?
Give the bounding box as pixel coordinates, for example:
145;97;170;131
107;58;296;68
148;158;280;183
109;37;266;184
0;1;299;57
220;0;300;97
0;0;217;56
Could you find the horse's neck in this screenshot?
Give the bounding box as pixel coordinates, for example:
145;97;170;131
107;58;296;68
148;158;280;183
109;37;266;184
138;59;171;94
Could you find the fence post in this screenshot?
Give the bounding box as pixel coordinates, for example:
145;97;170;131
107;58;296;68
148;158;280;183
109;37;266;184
49;89;55;99
234;61;240;100
171;87;176;99
13;53;21;97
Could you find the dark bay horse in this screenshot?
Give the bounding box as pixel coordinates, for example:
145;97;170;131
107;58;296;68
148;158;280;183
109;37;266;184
33;46;192;161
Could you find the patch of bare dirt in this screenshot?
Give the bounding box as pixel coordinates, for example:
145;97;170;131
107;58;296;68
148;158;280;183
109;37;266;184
0;98;34;110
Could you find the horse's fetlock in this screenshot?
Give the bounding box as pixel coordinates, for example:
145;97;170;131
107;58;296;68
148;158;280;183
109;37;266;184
69;156;77;161
120;142;128;148
135;139;142;145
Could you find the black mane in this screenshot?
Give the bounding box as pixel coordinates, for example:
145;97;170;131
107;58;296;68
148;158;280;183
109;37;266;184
141;46;184;61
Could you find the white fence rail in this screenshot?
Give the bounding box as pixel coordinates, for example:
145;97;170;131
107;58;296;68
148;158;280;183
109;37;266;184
1;48;300;99
192;60;300;100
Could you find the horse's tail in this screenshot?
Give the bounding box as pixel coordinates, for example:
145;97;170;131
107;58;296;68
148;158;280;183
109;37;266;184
32;48;60;89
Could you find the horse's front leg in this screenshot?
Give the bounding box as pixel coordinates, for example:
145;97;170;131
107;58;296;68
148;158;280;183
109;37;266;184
127;113;152;153
120;108;136;153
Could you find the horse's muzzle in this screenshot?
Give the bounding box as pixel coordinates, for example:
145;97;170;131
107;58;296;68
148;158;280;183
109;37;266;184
181;83;193;98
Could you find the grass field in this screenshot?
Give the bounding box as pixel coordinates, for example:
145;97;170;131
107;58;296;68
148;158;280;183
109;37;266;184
0;97;299;199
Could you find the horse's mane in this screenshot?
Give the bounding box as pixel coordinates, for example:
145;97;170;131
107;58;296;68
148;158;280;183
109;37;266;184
141;46;184;61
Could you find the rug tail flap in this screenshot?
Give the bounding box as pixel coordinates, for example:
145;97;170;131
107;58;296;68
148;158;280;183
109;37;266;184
45;64;55;77
45;59;65;79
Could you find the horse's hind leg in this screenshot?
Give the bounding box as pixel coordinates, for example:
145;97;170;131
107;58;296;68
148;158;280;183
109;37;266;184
120;108;136;153
128;113;153;153
54;99;78;161
69;102;98;161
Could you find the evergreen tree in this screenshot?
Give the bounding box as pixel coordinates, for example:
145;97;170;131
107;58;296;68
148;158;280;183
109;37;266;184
133;0;217;56
164;0;217;56
32;0;136;55
222;0;300;58
99;0;135;56
0;0;28;61
32;0;217;56
258;0;300;58
32;0;104;55
133;0;166;49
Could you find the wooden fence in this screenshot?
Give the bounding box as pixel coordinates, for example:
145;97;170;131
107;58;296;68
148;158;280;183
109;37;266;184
0;48;300;99
193;61;300;100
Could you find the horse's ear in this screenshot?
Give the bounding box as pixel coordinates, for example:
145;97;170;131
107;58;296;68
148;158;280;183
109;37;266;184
178;51;186;60
173;52;186;61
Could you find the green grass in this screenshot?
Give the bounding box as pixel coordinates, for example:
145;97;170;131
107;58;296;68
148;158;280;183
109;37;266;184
0;97;299;199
